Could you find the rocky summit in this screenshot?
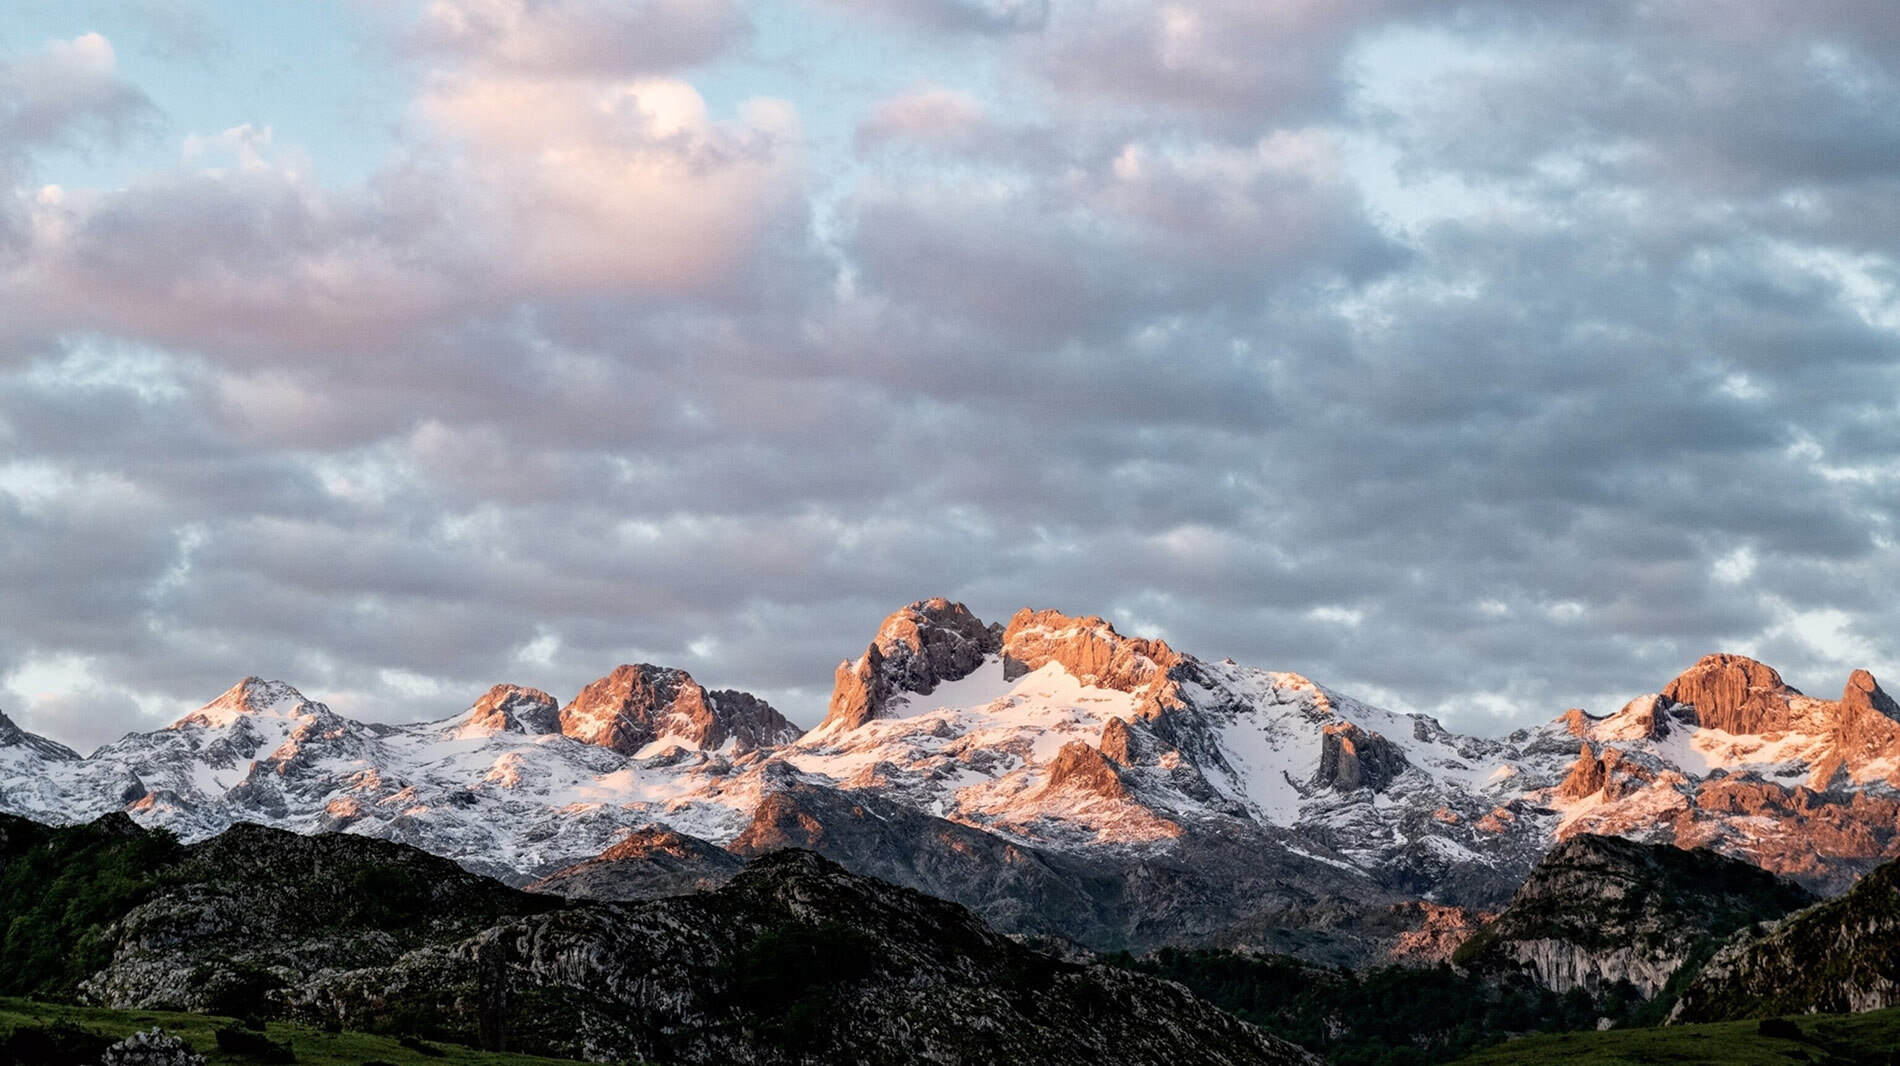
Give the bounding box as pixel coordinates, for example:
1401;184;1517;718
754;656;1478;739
4;600;1900;964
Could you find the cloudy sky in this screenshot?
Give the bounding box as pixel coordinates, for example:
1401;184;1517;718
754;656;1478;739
3;0;1898;750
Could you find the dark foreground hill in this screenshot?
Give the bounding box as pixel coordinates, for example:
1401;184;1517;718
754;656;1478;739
0;813;1314;1066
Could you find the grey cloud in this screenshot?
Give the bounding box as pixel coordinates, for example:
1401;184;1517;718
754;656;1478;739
408;0;752;75
2;0;1899;747
814;0;1049;35
0;33;155;157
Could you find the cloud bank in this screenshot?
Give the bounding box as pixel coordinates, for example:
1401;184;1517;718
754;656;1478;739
1;2;1897;751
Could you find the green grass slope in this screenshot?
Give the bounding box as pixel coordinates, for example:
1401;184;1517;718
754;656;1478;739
1449;1006;1900;1066
0;997;602;1066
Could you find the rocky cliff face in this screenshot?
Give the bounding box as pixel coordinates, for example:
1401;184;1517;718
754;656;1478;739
463;685;561;735
1454;834;1815;998
560;663;800;755
1661;654;1800;735
45;815;1315;1066
1670;852;1900;1023
818;598;1002;733
1313;722;1410;792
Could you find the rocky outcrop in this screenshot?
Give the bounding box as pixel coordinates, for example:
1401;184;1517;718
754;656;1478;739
528;825;744;899
1820;669;1900;772
464;685;561;734
1555;743;1653;802
1040;741;1132;799
1099;716;1142;765
1000;608;1187;709
101;1029;204;1066
1386;902;1491;965
560;663;798;755
1454;834;1815;998
1674;777;1900;893
1845;669;1900;720
1313;722;1409;792
1661;654;1800;734
1670;852;1900;1023
1556;742;1608;799
819;599;1003;732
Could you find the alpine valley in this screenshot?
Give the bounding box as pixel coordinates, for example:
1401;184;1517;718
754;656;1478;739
5;599;1900;966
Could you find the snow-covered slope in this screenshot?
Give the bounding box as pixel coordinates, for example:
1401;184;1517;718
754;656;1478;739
0;674;782;881
3;602;1898;909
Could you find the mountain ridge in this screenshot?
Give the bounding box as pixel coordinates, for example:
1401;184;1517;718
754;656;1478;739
4;599;1900;962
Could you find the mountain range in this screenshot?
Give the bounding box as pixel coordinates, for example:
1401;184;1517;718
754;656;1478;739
5;598;1899;963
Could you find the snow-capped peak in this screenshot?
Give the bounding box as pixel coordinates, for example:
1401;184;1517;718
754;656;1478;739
176;677;316;728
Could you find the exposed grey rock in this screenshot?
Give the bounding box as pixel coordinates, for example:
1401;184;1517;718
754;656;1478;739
1455;834;1815;998
1670;851;1900;1022
101;1029;204;1066
820;598;1002;731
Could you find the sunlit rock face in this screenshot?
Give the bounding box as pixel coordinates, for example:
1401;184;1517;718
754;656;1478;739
465;685;561;735
1661;654;1801;735
819;598;1002;733
561;663;800;756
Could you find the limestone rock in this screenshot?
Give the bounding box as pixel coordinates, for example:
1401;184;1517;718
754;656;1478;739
101;1029;205;1066
1455;834;1814;999
1558;742;1607;800
1671;851;1900;1022
818;598;1002;732
1661;654;1799;734
560;664;798;755
1040;741;1131;800
1000;608;1185;702
466;684;561;734
1313;722;1409;793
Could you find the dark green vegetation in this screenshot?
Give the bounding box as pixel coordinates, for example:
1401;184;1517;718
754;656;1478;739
0;814;1311;1066
0;998;590;1066
1448;1005;1900;1065
1672;852;1900;1023
1115;947;1646;1066
0;813;182;997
